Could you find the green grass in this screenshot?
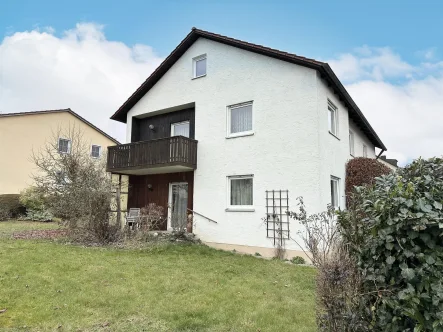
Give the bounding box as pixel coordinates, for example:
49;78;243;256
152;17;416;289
0;220;61;238
0;221;316;331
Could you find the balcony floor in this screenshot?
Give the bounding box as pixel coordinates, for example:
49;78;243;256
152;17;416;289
110;164;195;175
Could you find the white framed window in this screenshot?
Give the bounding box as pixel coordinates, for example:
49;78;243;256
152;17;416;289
193;54;206;78
171;121;190;138
328;100;338;137
58;138;71;154
227;102;253;138
349;131;355;156
91;145;101;158
363;144;368;157
227;175;254;211
330;176;340;209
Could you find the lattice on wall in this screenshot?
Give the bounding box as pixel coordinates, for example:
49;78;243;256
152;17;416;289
265;190;290;247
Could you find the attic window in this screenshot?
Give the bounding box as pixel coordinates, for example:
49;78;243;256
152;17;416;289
193;54;206;78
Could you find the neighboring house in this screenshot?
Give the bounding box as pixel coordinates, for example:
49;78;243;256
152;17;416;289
379;155;399;171
0;109;119;195
107;28;387;258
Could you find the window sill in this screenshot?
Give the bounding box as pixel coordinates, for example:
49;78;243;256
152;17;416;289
192;74;206;80
226;131;254;139
329;131;340;140
225;208;255;212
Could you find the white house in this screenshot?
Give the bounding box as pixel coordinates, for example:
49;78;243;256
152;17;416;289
107;28;387;258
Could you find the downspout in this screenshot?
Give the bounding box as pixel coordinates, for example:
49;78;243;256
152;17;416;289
376;149;386;160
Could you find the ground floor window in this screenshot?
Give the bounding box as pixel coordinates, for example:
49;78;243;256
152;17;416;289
227;175;253;209
330;176;340;208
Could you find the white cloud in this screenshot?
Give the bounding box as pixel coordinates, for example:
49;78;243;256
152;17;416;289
417;47;437;60
0;23;163;143
328;46;414;82
328;48;443;166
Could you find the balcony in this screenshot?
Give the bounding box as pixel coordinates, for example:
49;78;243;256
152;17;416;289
107;136;198;175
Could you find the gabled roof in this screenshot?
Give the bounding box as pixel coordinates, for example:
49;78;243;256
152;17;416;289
111;28;386;150
0;108;120;144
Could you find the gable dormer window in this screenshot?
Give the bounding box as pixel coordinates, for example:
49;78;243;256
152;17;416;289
193;54;206;78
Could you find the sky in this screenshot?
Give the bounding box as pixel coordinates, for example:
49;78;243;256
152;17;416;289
1;0;443;165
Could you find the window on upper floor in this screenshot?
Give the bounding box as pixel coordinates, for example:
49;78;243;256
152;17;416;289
330;176;340;209
328;100;338;137
363;144;368;157
193;54;206;78
227;175;254;210
58;138;71;154
227;102;253;138
349;131;355;156
91;145;101;158
171;121;190;138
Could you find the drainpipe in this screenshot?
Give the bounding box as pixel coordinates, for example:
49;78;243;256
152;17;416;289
376;149;386;160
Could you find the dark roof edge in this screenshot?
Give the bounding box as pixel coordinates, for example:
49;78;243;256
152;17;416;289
320;64;387;150
0;109;120;144
110;29;197;123
110;28;386;150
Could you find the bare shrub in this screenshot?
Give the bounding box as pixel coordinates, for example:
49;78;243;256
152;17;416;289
0;208;11;221
139;203;166;231
288;197;366;332
262;207;287;260
274;245;286;260
32;125;120;244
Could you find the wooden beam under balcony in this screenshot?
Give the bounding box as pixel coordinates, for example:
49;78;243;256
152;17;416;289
106;136;198;175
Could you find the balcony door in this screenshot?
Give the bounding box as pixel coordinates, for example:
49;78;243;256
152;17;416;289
168;182;189;231
170;121;190;163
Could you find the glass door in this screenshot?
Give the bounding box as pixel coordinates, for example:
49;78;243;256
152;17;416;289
170;121;190;162
168;182;188;231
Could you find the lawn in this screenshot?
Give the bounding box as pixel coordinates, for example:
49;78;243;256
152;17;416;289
0;220;61;238
0;221;316;331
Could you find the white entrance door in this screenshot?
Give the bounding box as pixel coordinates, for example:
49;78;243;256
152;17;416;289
168;182;189;231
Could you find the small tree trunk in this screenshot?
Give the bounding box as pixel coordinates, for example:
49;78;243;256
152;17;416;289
116;175;122;228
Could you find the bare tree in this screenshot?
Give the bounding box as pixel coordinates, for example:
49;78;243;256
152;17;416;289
287;197;338;266
287;197;365;331
31;125;120;243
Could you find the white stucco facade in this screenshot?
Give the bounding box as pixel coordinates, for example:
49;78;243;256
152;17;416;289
125;37;378;253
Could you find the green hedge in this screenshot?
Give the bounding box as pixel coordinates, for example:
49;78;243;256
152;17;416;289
0;194;26;217
339;157;443;331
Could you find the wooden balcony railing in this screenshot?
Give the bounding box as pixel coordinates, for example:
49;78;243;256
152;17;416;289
107;136;198;173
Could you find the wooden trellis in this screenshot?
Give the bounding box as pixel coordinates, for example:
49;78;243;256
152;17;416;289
265;190;290;247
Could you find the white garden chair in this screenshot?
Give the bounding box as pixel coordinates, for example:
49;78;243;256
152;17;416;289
126;208;141;230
